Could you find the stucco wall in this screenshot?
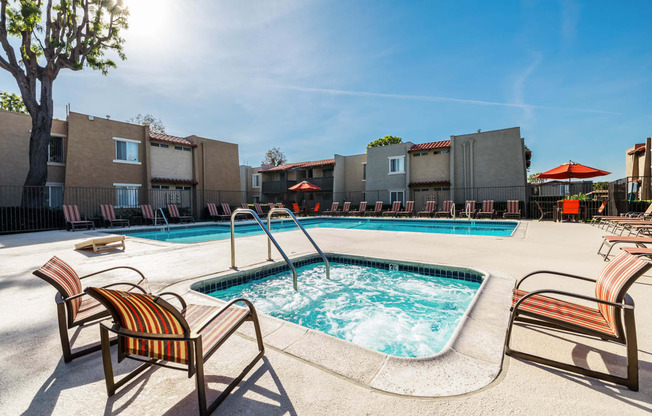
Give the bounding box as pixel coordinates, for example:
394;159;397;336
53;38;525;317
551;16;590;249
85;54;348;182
365;142;412;195
191;135;240;203
409;151;450;183
0;110;68;187
334;153;367;194
150;143;193;180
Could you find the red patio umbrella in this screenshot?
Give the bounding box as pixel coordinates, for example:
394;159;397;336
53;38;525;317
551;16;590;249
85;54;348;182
288;181;321;191
536;160;610;181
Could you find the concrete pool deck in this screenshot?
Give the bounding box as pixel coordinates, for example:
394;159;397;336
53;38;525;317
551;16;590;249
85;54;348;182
1;220;652;415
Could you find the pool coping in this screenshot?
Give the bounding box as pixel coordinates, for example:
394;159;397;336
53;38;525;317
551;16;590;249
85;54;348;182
165;252;515;398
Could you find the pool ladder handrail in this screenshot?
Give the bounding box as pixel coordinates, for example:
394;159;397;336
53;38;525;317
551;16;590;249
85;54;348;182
230;208;299;290
267;208;330;280
465;201;472;220
156;208;170;232
450;202;456;219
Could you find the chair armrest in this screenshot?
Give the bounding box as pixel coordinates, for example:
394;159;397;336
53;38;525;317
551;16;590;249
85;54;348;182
101;282;149;293
516;270;596;289
514;289;633;311
79;266;147;282
154;292;187;310
195;298;255;334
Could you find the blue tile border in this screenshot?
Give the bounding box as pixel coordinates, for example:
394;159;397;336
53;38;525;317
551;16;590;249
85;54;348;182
192;254;484;295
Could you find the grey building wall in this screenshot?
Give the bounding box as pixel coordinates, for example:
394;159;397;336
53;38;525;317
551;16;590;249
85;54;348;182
239;165;262;201
365;142;413;203
333;153;367;202
450;127;526;203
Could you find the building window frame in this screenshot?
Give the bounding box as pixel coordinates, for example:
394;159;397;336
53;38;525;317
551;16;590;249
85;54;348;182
362;162;367;181
151;142;169;148
48;134;66;165
252;174;261;188
433;149;450;155
389;189;405;204
44;182;64;208
113;183;141;208
388;155;405;175
113;137;141;165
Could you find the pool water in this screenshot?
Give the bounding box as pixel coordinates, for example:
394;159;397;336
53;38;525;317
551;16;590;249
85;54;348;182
121;217;516;243
207;262;481;357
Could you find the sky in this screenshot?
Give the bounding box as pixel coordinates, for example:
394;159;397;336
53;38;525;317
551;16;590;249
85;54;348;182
1;0;650;180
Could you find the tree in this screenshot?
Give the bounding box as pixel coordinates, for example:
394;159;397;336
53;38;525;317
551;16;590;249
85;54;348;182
128;113;165;134
367;135;402;148
593;181;609;191
262;147;287;166
0;90;27;113
528;173;545;184
0;1;129;206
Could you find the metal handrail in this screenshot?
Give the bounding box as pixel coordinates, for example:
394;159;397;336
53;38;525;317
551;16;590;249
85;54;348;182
450;203;456;218
230;208;298;290
465;202;472;219
157;208;170;232
267;208;330;280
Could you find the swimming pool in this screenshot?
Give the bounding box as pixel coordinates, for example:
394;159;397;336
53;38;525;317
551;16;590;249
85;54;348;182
192;255;484;357
121;217;516;243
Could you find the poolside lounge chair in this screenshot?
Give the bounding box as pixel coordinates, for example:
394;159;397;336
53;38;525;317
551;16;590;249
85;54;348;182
459;200;476;218
324;202;339;216
168;204;193;223
506;251;651;390
503;200;521;219
350;201;368;216
396;201;415;217
597;235;652;260
33;256;148;363
276;203;284;209
241;203;249;210
292;203;301;214
435;200;454;218
63;205;95;231
140;205;159;225
86;287;264;414
308;202;321;216
337;201;351;216
221;202;246;221
370;201;383;217
476;200;495;219
100;205;129;228
417;200;436;217
590;200;608;224
206;203;223;221
254;203;265;216
268;203;276;211
561;199;580;222
382;201;402;217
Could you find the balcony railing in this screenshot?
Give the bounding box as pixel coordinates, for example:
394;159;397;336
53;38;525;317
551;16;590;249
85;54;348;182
262;180;297;194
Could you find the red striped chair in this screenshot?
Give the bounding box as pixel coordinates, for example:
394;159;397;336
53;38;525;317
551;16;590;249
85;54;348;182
254;203;265;216
33;256;148;363
338;201;351;216
459;200;476;218
168;204;194;223
506;251;651;390
62;205;95;231
100;204;130;228
140;204;158;225
382;201;402;217
350;201;368;216
86;287;264;415
276;203;284;209
324;202;339;216
503;200;521;219
397;200;415;217
370;201;383;217
206;203;221;221
476;200;495;219
417;200;436;217
435;200;454;218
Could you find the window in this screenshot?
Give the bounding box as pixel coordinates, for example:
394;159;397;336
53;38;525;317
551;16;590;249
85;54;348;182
45;182;64;207
183;147;191;152
48;136;65;164
113;138;140;164
252;196;260;203
388;156;405;174
252;174;261;188
152;185;170;189
434;149;450;155
307;169;313;179
114;183;140;208
413;152;428;157
174;146;191;152
176;186;192;191
389;190;405;204
150;142;169;148
362;163;366;181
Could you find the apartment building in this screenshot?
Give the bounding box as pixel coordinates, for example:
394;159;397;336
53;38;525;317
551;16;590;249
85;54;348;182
0;109;241;217
625;137;652;199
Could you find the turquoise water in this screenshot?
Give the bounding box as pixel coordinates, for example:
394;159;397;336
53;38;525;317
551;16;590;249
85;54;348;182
207;262;481;357
121;217;516;243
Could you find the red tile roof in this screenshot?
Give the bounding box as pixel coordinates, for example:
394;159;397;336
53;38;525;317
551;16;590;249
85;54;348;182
151;178;198;185
408;140;451;152
408;181;451;188
262;158;335;172
628;143;646;155
150;132;197;148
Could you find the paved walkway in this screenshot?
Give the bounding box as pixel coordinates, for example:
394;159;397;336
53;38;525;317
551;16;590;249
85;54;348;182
1;221;651;415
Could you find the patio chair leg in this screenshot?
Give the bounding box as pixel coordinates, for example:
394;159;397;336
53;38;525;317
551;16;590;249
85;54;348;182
100;325;117;396
57;301;73;363
624;308;639;391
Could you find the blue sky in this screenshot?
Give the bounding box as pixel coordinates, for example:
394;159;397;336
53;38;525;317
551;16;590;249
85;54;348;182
1;0;650;180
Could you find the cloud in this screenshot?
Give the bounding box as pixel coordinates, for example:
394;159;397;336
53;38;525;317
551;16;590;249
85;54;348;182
274;84;621;115
513;53;543;125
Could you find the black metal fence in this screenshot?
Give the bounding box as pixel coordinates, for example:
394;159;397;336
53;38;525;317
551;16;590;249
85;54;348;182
0;179;634;234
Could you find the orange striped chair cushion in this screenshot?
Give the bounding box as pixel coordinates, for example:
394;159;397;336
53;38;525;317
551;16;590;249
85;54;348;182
423;201;434;212
358;201;367;212
482;200;493;212
507;200;519;213
404;201;414;212
442;200;453;211
342;202;350;212
390;201;401;211
254;203;264;215
512;289;615;336
221;203;232;216
34;256;83;318
63;205;82;222
374;201;383;212
207;203;219;217
101;204;117;220
185;304;249;354
595;251;650;330
464;201;475;212
168;204;180;218
141;205;154;219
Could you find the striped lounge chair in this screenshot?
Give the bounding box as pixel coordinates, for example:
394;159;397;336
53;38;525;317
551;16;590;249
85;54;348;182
324;202;339;216
503;200;521;219
100;204;129;228
206;203;222;221
254;203;265;216
506;251;651;390
86;287;264;414
140;204;158;225
597;235;652;260
417;200;436;217
168;204;193;223
349;201;368;216
476;200;495;219
370;201;383;217
396;201;415;217
276;203;284;209
459;200;476;218
62;205;95;231
434;200;454;218
337;201;351;216
32;256;148;363
382;201;402;217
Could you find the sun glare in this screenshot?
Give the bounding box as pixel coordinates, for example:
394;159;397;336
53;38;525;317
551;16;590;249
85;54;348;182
124;0;172;40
